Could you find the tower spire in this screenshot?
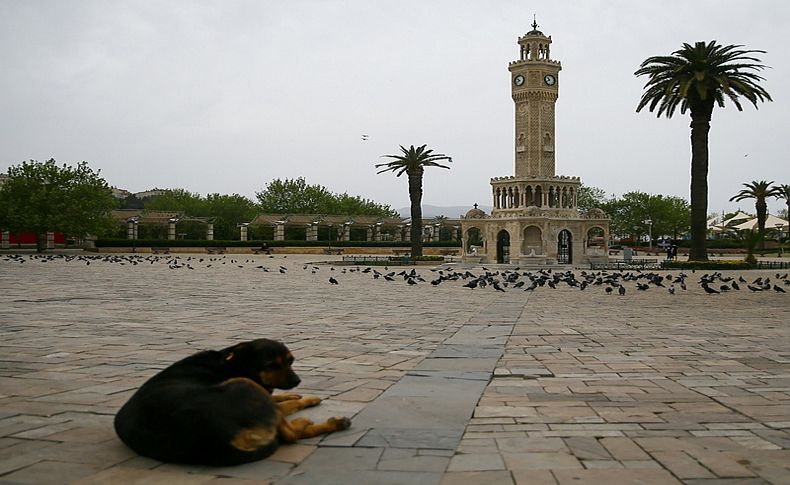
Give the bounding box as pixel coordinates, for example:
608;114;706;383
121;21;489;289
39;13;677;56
531;14;538;31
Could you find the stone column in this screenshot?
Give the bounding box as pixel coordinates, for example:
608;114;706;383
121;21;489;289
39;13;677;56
206;223;214;241
1;231;9;249
274;223;285;241
239;224;248;241
366;227;373;241
133;223;139;240
307;224;318;241
168;220;177;240
342;224;351;241
127;220;136;240
46;232;55;249
375;225;382;241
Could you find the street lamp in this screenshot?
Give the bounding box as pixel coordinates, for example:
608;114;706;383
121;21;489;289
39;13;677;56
644;219;653;250
775;223;784;257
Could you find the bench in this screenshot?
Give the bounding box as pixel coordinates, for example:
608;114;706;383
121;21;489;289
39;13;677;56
323;248;344;255
391;249;411;257
151;247;170;254
590;259;660;270
206;247;226;254
343;255;388;263
252;248;272;255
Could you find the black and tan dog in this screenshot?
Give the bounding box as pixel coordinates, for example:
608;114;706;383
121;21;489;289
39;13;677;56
114;339;351;466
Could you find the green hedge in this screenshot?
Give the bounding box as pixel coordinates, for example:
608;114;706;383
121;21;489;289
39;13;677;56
95;239;462;248
412;255;445;261
662;260;753;270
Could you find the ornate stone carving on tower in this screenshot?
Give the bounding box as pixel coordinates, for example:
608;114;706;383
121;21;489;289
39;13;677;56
460;19;610;266
509;19;561;178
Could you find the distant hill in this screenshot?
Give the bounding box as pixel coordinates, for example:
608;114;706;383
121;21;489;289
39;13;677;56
397;204;493;219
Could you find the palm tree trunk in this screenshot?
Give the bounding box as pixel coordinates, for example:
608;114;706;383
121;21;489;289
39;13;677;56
407;169;424;257
756;199;767;251
688;109;712;261
35;232;45;253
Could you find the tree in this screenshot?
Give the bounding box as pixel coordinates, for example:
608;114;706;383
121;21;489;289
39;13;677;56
576;185;608;211
205;193;259;240
256;178;332;214
661;196;692;240
600;191;690;243
0;159;117;250
144;189;209;216
635;41;772;260
375;144;452;257
323;193;399;217
730;180;780;250
774;184;790;226
255;178;398;217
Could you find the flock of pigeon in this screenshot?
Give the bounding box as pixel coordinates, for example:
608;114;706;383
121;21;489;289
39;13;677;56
2;253;788;297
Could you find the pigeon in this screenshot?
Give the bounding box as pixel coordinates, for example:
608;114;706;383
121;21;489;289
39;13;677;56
618;285;625;296
774;285;787;293
702;284;720;294
668;286;675;295
329;277;339;285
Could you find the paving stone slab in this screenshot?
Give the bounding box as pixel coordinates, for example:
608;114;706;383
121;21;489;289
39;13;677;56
356;428;464;450
279;469;442;485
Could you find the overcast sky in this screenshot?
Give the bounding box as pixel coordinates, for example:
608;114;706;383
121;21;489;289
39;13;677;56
1;0;788;216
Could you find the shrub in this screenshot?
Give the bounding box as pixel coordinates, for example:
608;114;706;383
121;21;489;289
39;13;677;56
94;239;462;248
412;255;445;262
662;260;753;270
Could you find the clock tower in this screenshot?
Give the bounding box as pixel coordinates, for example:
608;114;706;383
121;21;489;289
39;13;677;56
508;18;561;178
461;20;609;266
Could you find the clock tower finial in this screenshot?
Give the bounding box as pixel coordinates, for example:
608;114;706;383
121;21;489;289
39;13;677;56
531;14;538;31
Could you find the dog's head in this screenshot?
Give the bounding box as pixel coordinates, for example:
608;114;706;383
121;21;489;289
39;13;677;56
222;339;301;392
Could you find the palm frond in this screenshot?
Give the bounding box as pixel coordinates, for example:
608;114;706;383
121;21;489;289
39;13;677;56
635;40;771;118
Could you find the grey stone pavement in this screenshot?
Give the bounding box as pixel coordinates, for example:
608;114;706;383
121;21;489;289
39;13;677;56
0;252;789;484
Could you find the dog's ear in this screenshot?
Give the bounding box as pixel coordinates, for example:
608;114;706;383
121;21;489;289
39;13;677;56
221;342;249;362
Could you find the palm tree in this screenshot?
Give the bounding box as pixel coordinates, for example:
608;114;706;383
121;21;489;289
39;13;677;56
775;184;790;225
730;180;780;250
635;41;771;261
375;145;452;257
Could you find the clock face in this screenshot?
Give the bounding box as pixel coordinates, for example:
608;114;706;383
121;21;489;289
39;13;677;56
514;75;525;86
544;74;556;86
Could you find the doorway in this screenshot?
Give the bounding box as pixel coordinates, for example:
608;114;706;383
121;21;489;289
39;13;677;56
557;229;572;264
497;230;510;264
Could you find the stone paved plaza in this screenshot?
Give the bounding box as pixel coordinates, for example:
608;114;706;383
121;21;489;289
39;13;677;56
1;253;789;484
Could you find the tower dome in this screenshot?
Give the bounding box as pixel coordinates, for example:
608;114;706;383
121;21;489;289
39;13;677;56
464;205;486;219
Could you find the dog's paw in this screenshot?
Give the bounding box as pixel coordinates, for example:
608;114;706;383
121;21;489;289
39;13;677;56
328;416;352;431
276;393;302;401
302;396;322;407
